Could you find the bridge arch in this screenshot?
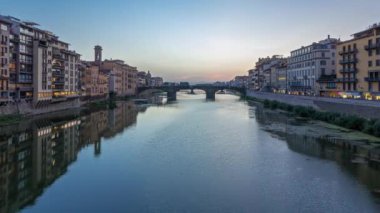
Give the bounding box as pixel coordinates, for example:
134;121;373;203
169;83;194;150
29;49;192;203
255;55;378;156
137;87;179;101
137;85;246;101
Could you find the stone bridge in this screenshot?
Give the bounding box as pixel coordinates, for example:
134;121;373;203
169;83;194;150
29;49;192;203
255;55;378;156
137;85;246;101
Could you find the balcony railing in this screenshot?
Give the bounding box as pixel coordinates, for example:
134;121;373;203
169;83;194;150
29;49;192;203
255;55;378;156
335;78;358;83
338;49;358;55
339;67;357;73
365;77;380;82
52;71;65;77
364;43;380;50
53;81;65;85
339;58;358;64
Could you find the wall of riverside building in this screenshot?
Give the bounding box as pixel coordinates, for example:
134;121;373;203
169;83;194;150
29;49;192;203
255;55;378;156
247;91;380;119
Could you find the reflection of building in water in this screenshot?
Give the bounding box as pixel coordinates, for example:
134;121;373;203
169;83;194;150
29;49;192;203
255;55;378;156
0;130;33;213
103;102;138;139
80;110;109;156
0;102;139;212
0;118;81;213
79;102;138;153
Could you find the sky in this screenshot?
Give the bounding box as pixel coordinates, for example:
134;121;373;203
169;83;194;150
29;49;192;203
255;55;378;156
1;0;380;83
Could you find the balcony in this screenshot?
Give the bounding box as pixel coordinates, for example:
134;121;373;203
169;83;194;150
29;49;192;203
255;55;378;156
339;58;358;64
52;71;65;77
339;67;357;73
53;54;64;61
52;63;64;69
338;49;358;55
53;80;65;85
364;43;380;50
365;77;380;82
335;78;358;83
10;37;20;42
20;69;33;74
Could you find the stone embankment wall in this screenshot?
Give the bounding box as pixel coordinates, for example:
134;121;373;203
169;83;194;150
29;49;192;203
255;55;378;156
247;91;380;120
0;99;81;116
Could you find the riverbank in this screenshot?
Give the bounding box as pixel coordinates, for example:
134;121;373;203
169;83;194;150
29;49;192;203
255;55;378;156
0;98;118;126
247;96;380;139
247;91;380;119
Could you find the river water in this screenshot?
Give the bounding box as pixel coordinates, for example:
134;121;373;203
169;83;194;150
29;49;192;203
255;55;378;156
1;92;380;212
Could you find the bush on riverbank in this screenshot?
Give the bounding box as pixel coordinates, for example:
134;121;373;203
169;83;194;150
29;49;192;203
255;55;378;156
250;97;380;137
88;100;117;110
0;114;23;126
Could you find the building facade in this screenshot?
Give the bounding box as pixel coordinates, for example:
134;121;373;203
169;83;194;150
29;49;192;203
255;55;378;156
251;55;286;91
287;36;338;95
80;62;108;98
0;15;81;107
335;24;380;100
100;59;137;97
0;19;10;102
150;77;163;87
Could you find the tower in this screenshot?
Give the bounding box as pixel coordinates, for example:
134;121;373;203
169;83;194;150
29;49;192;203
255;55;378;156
94;45;102;64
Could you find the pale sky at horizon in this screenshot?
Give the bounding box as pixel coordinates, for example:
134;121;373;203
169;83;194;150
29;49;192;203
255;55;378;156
1;0;380;83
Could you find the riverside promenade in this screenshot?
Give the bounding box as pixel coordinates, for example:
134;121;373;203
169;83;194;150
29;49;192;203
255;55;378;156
247;91;380;119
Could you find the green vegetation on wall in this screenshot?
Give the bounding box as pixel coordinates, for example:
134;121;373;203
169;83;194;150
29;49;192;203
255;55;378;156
248;97;380;137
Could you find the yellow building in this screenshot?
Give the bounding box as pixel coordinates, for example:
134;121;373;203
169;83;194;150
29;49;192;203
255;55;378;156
80;63;108;98
336;23;380;100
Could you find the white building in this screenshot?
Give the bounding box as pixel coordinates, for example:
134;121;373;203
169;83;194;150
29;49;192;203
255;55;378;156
287;35;338;95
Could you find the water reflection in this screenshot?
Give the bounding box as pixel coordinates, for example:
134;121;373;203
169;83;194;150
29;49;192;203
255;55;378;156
0;102;138;213
252;102;380;198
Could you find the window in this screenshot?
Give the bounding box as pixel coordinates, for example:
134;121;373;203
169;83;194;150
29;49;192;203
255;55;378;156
0;24;8;31
321;68;326;75
376;60;380;66
320;60;326;65
369;61;373;67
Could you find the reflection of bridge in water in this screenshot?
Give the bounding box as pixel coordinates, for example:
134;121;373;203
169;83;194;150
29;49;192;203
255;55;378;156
138;84;247;101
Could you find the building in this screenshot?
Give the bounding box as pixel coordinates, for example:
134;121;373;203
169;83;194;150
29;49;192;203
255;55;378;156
0;19;10;103
123;64;137;96
0;15;81;106
47;34;81;103
137;71;148;87
248;69;261;91
100;60;123;95
287;36;339;95
100;59;137;97
335;23;380;100
230;76;249;88
80;62;108;98
251;55;286;91
150;77;163;87
271;59;288;93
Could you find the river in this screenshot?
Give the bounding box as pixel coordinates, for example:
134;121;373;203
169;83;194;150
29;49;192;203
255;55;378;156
1;92;380;212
